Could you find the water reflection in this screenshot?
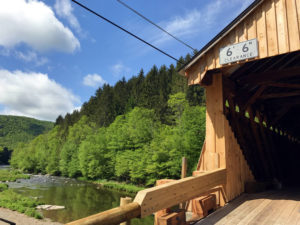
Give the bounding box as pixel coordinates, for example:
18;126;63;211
8;175;153;224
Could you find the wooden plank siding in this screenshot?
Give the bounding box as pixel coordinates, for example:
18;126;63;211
186;0;300;85
204;74;254;201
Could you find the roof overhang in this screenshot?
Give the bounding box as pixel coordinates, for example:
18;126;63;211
179;0;264;75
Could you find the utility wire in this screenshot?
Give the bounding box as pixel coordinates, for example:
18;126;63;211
117;0;196;52
71;0;181;63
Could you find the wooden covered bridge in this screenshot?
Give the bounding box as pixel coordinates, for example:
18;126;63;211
67;0;300;224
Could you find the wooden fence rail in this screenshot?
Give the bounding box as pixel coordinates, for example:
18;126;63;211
66;168;226;225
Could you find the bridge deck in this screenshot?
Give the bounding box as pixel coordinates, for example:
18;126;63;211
196;188;300;225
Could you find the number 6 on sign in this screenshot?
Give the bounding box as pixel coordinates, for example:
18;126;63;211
219;39;258;65
227;48;232;56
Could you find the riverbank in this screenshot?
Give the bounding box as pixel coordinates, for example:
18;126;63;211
0;168;153;224
76;177;145;194
93;180;145;194
0;207;62;225
0;169;30;182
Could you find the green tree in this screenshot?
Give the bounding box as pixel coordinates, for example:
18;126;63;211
78;128;108;179
59;116;95;177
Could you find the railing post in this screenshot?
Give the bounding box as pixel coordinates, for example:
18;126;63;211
180;157;187;209
181;157;187;179
120;197;133;225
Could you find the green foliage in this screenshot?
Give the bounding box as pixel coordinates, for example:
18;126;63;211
78;128;108;179
11;55;207;187
56;55;204;128
167;92;188;123
0;115;53;151
0;170;30;182
0;183;8;192
0;189;43;219
95;180;144;194
59;116;96;177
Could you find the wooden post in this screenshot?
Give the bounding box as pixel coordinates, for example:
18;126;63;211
181;157;187;179
180;157;187;210
120;197;133;225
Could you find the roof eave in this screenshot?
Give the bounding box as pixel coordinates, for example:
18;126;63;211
179;0;264;75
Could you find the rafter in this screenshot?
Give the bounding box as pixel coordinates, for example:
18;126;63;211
265;83;300;89
259;91;300;100
241;86;266;111
238;67;300;85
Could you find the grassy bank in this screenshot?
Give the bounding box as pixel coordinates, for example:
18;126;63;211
78;177;145;194
98;181;145;194
0;170;30;182
0;170;42;219
0;188;43;219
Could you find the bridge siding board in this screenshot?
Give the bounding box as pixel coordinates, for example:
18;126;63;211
286;0;300;51
266;0;279;56
275;0;290;54
297;0;300;36
203;74;254;201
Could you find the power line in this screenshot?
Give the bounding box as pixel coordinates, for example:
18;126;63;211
117;0;196;52
70;0;181;63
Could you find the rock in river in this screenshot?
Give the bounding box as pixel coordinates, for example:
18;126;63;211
36;205;65;210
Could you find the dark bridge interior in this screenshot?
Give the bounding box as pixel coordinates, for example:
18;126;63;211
221;50;300;185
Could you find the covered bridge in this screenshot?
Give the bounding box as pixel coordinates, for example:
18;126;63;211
180;0;300;201
67;0;300;224
181;0;300;200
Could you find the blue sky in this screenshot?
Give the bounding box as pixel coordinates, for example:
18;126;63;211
0;0;253;121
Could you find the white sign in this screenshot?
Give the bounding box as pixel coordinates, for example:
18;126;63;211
219;39;258;65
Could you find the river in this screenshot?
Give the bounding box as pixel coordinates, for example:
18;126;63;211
6;172;153;224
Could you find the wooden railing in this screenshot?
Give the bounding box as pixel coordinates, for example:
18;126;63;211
66;168;226;225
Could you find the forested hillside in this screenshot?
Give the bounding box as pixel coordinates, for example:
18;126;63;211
0;115;53;164
11;55;207;186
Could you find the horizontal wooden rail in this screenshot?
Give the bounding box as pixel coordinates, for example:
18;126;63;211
135;168;226;217
66;168;226;225
65;202;140;225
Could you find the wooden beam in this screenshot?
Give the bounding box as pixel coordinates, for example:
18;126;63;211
197;140;206;171
241;86;266;111
225;98;261;179
238;66;300;85
255;111;278;179
278;53;300;70
134;168;226;217
263;97;300;106
247;107;271;179
223;77;237;97
259;91;300;100
66;202;141;225
229;57;272;80
265;82;300;89
200;69;221;86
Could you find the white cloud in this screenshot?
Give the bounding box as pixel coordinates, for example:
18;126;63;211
0;48;49;67
151;0;254;46
83;74;106;87
0;0;80;53
111;63;131;77
0;69;80;121
15;51;49;67
158;10;201;43
54;0;81;33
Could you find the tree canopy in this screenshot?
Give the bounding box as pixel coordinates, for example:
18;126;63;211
11;54;206;186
